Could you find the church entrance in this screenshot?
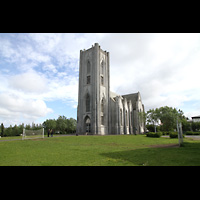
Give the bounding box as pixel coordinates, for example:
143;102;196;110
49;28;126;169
85;116;91;134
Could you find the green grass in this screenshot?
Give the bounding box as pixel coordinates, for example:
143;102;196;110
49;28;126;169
0;135;200;166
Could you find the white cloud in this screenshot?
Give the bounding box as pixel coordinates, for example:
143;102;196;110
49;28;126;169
97;33;200;117
9;70;48;94
0;93;53;127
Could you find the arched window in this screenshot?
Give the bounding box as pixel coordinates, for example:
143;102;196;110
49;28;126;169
85;116;91;133
101;60;104;75
101;98;104;125
86;93;90;112
87;60;91;74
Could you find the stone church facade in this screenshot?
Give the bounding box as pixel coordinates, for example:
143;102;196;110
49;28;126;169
77;43;145;135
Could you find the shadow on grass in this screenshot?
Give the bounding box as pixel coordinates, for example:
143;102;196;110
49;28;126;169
100;142;200;166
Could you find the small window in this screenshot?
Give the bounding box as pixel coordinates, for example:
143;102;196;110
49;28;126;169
87;76;91;84
101;76;104;85
101;61;104;75
87;60;91;74
101;116;104;125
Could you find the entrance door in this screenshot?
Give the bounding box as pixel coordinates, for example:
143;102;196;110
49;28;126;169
85;116;91;133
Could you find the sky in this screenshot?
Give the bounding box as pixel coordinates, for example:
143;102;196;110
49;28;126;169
0;33;200;127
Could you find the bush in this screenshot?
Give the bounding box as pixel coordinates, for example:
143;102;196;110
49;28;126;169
146;132;162;138
184;131;200;135
169;132;178;138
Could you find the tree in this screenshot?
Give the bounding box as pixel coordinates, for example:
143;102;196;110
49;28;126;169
146;108;159;132
146;106;186;132
66;118;77;133
56;116;68;134
43;119;56;130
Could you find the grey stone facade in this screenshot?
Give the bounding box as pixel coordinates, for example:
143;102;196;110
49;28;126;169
77;43;145;135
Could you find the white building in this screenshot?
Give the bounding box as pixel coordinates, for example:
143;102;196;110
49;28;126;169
191;116;200;123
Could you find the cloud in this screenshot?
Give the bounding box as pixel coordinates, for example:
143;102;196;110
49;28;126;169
97;33;200;116
0;93;53;127
9;70;48;94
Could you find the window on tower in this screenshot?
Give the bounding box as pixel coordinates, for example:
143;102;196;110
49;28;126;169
86;93;90;112
87;76;91;84
101;76;104;86
87;60;91;74
101;60;104;75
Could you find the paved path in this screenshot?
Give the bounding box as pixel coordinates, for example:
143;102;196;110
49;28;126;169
0;134;76;142
162;135;200;139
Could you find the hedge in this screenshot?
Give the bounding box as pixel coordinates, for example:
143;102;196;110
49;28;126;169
169;132;178;138
184;131;200;135
146;132;162;138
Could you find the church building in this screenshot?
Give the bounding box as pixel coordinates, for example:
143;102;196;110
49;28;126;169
77;43;145;135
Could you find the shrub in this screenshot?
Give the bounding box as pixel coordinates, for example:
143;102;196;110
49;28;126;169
185;131;200;135
146;132;162;138
169;132;178;138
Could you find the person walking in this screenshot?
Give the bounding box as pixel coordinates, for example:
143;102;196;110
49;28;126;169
48;129;50;137
51;129;54;137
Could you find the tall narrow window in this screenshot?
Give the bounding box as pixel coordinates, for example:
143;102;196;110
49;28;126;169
101;99;104;113
120;109;122;126
126;111;128;126
87;76;90;84
101;61;104;75
87;60;91;74
86;93;90;112
101;76;104;86
101;98;104;125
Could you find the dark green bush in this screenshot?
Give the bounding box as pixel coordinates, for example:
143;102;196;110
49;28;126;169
184;131;200;135
169;132;178;138
146;132;162;138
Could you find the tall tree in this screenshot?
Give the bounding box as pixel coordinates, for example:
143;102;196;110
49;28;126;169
146;108;159;132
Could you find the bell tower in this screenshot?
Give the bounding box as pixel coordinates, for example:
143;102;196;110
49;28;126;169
77;43;110;135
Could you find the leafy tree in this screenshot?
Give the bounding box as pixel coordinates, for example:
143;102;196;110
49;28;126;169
192;121;200;132
43;119;56;130
146;106;186;132
56;115;68;134
146;108;160;132
66;118;77;133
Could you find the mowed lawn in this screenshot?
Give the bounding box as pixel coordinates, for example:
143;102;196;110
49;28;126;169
0;135;200;166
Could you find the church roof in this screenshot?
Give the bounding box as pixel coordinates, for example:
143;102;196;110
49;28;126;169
122;92;139;110
192;115;200;119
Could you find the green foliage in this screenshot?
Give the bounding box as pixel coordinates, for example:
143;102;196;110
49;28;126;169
1;116;77;138
43;119;57;130
43;116;77;134
146;132;162;138
146;106;187;132
191;122;200;132
169;132;178;138
184;131;200;135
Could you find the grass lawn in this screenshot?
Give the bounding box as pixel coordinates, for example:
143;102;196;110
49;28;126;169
0;135;200;166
